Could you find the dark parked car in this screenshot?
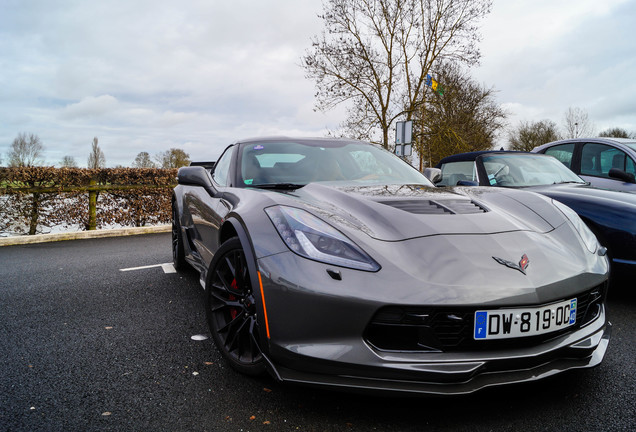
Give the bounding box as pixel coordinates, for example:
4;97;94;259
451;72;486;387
172;137;610;395
434;151;636;286
532;137;636;192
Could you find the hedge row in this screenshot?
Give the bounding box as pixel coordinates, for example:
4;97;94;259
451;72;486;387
0;167;178;236
0;166;177;189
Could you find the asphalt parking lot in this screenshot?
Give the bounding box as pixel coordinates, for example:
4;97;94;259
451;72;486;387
0;233;634;431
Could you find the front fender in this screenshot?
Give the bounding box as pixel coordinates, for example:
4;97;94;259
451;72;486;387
214;217;276;360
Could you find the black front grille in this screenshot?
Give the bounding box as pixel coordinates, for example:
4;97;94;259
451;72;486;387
364;284;606;353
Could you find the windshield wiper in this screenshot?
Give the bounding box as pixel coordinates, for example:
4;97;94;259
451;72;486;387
552;181;585;185
251;183;306;190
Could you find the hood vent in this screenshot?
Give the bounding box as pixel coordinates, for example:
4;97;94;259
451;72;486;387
378;199;487;215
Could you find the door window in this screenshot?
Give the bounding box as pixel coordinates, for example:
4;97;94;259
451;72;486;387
544;143;575;170
580;143;625;178
212;146;235;186
627;157;636;176
437;161;477;186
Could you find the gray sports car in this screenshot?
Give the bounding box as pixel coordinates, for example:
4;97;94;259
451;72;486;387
172;137;611;395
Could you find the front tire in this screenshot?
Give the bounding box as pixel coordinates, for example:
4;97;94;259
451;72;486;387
205;237;265;376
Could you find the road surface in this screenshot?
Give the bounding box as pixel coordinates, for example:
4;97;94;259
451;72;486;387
1;233;633;431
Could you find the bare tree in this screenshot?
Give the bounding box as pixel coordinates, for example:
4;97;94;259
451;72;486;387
155;148;190;169
599;127;634;139
133;151;156;168
302;0;492;147
507;120;561;152
418;62;507;167
8;132;44;167
60;156;78;168
87;137;106;169
563;107;594;139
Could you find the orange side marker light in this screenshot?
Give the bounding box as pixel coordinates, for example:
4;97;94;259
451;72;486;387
258;271;271;339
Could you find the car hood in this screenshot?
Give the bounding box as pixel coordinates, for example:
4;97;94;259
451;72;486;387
277;183;565;242
526;183;636;206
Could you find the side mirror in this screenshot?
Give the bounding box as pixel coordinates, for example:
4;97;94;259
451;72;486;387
177;166;216;194
608;168;636;183
423;167;442;184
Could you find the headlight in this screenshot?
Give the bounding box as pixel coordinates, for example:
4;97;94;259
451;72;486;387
265;205;380;272
552;200;599;253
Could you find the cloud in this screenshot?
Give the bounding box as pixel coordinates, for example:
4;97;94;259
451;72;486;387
1;0;635;166
0;0;332;165
59;95;119;120
474;0;636;142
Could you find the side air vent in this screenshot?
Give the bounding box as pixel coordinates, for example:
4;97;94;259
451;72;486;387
440;200;487;214
378;200;451;214
379;199;487;215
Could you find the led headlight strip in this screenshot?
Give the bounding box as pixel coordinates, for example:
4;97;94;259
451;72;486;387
265;205;380;272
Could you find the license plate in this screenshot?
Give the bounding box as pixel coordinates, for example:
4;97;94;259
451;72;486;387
474;298;577;340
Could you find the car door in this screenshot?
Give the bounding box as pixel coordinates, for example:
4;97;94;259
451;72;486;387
184;145;236;266
578;143;636;192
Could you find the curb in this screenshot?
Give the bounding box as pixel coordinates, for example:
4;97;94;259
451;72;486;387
0;225;171;247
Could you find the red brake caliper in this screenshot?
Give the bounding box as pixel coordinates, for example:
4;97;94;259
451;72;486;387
229;279;239;319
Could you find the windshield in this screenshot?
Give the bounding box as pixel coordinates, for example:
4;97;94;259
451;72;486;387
239;140;433;188
624;142;636;151
481;154;586;187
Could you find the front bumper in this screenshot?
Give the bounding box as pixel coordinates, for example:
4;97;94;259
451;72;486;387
255;229;610;395
267;320;610;395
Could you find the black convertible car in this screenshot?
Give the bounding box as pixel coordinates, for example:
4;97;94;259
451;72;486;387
433;151;636;286
172;137;610;395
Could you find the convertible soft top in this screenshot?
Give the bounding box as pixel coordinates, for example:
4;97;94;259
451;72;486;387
435;150;526;166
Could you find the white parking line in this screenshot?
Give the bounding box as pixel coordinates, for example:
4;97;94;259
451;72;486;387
119;263;176;274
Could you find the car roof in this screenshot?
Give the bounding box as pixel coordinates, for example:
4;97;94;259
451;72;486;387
437;151;496;164
436;150;532;166
535;137;636;151
233;136;369;146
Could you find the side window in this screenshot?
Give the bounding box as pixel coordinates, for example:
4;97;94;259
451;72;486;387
438;161;476;186
212;146;235;186
627;157;636;176
544;144;575;169
580;143;623;178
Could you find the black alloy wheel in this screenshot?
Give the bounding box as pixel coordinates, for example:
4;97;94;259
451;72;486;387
206;237;265;375
171;201;186;270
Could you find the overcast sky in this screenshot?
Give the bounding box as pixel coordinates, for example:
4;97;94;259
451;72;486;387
1;0;634;167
